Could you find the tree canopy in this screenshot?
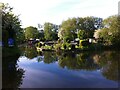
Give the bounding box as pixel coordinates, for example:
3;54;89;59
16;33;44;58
58;17;103;41
24;26;39;40
94;15;120;46
1;3;22;46
44;22;58;41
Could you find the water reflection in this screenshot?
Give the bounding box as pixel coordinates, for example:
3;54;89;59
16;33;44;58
19;46;119;83
92;51;119;81
24;45;37;59
2;55;25;89
3;45;119;88
43;51;57;64
57;52;100;70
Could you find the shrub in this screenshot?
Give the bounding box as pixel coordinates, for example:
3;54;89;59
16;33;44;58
35;42;42;48
42;45;52;50
62;43;67;50
62;42;71;50
54;44;61;51
80;40;90;47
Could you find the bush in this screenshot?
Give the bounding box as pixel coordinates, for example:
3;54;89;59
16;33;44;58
38;42;42;47
62;43;67;50
35;42;45;48
80;40;90;47
54;44;61;51
42;45;52;50
62;42;71;50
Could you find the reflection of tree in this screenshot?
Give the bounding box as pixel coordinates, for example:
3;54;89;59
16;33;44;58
43;51;57;64
92;51;120;81
24;45;37;59
58;52;99;70
2;55;25;89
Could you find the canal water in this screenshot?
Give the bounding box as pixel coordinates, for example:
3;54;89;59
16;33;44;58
2;46;119;88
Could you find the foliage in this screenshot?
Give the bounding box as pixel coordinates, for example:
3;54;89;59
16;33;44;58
38;32;45;41
79;40;90;50
2;47;20;57
94;15;120;46
44;22;58;41
54;43;62;51
24;26;39;40
92;51;119;81
76;17;102;38
58;52;98;70
58;18;77;41
77;30;87;39
2;30;9;47
41;45;53;50
24;46;37;59
35;42;43;48
43;51;57;64
61;42;71;50
16;28;25;44
58;17;102;42
80;40;89;46
1;3;22;46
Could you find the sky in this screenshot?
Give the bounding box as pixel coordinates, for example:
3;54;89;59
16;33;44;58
1;0;119;28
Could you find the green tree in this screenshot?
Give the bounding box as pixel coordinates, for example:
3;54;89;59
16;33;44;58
77;30;87;39
94;15;120;46
1;3;22;46
58;18;77;42
44;22;58;41
16;28;25;44
59;17;102;42
24;26;39;40
38;32;44;41
77;17;103;39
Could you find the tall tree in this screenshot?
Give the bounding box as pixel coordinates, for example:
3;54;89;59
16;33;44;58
44;22;58;41
1;3;22;46
58;18;77;42
24;26;39;40
94;15;120;46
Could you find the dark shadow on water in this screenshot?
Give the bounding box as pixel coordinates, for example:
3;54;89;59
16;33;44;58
2;53;25;89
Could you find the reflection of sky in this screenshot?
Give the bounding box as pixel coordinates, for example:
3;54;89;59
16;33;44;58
17;56;118;88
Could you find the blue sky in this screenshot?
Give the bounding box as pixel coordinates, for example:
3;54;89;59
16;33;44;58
1;0;119;28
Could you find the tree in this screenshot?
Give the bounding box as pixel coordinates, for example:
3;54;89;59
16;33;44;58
77;17;103;39
44;22;58;41
77;30;87;39
24;26;39;40
38;32;44;41
58;18;77;42
1;3;22;46
94;15;120;46
59;17;102;42
16;28;25;44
